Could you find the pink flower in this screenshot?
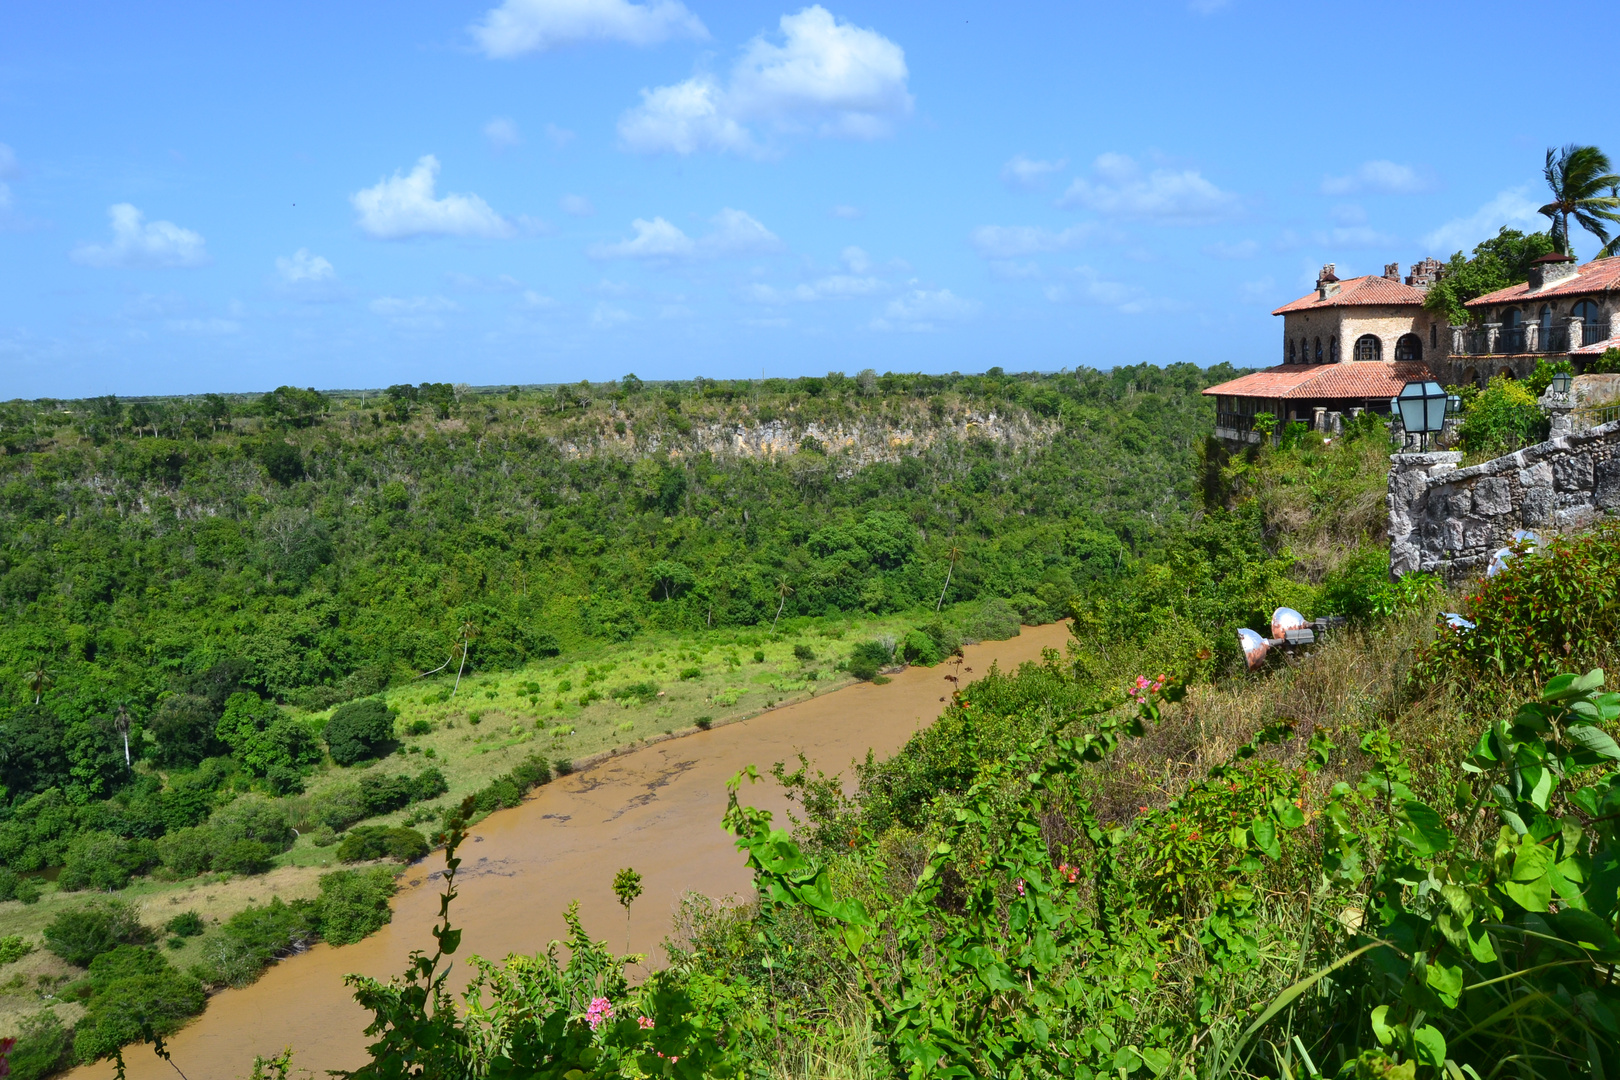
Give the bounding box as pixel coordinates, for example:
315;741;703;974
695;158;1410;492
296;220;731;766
638;1016;655;1029
586;997;614;1031
1015;878;1026;896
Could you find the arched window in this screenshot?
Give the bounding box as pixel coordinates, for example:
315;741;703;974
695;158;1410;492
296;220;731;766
1463;367;1479;388
1501;308;1522;328
1329;336;1337;362
1314;337;1322;362
1354;334;1382;362
1539;304;1553;329
1395;334;1422;362
1288;339;1296;363
1574;299;1601;323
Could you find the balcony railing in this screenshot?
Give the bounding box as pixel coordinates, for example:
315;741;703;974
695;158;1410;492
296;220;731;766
1583;320;1612;346
1215;410;1256;434
1453;324;1569;355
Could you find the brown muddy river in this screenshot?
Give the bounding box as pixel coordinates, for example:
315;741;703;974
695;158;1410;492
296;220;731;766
78;622;1072;1080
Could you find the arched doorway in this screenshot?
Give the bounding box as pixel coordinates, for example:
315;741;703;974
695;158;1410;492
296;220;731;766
1354;334;1382;362
1395;333;1422;362
1463;367;1479;388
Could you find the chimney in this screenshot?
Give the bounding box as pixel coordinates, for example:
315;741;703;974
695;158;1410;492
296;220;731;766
1527;251;1578;292
1316;263;1340;299
1405;257;1443;290
1383;262;1401;282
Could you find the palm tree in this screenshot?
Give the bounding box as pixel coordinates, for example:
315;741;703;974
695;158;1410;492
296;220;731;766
1539;144;1620;256
113;702;132;767
451;620;478;698
935;544;962;612
26;658;51;705
770;579;794;632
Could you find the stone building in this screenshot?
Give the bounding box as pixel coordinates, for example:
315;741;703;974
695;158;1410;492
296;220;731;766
1202;260;1444;442
1440;254;1620;386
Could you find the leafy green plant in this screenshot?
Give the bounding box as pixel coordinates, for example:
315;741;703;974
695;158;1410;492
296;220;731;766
338;826;429;864
326;699;398;766
43;900;151;966
73;944;206;1064
317;867;399;946
1458;376;1548;454
0;934;33;965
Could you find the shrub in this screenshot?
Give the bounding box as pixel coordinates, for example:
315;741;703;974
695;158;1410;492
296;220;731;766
554;758;574;776
325;698;397;766
792;643;815;662
1459;375;1548;454
311;782;368;831
210;794;295;852
410;765;449;802
475;780;521;814
752;650;765;663
57;830;159;892
0;868;42;904
359;771;414;815
404;719;432;737
0;934;33;965
966;597;1021;641
8;1010;72;1080
695;716;714;730
193;897;317;988
611;681;660;704
899;629;942;666
848;639;893;681
214;838;275;876
337;826;428;864
156;825;216;877
165;912;205;939
314;867;397;946
43;900;151;966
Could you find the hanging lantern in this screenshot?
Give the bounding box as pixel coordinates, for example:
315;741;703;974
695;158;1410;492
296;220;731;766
1551;370;1573;395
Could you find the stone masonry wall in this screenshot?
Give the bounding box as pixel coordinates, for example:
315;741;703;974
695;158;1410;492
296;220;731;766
1389;419;1620;577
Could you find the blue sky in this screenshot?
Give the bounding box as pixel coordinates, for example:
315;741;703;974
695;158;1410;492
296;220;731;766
2;0;1616;398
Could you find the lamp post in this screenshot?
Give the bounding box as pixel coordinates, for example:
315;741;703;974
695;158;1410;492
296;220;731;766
1395;380;1448;451
1551;370;1573;396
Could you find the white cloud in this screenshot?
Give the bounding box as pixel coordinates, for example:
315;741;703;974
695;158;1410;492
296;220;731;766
871;288;980;332
446;272;525;292
351;156;513;240
1057;153;1239;224
1321;160;1432;196
0;144;17;179
484;117;523;150
841;245;869;273
371;295;459;316
829;203;862;219
591;302;635;326
1203;239;1259;259
275;249;335;284
167;317;240;336
561;194;595;217
471;0;707;57
1239;277;1275;304
71;204;210;268
519;290;558;309
1044;266;1152;313
969;223;1108;258
659;303;695;319
618;5;911;156
545;123;576;148
1329;203;1367;226
989;260;1041;280
588;208;782;260
1423;186;1542;255
744;273;888;304
1001;154;1066;190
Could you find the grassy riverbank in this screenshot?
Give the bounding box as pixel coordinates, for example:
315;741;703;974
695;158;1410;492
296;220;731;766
0;599;1032;1044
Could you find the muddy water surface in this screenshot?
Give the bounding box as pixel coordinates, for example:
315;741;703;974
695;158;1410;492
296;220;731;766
81;623;1071;1080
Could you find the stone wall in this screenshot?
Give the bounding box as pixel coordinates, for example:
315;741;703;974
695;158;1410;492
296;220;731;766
1388;419;1620;577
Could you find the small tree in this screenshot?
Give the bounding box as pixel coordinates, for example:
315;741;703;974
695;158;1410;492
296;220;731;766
325;699;397;766
612;867;643;953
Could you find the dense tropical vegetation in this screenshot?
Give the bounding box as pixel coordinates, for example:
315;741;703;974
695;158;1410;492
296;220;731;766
192;412;1620;1080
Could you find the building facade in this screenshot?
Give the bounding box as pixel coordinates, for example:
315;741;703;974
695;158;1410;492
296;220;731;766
1203;261;1444;443
1438;254;1620;386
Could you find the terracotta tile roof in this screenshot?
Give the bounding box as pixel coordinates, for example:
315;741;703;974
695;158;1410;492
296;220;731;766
1573;332;1620;356
1271;275;1430;315
1202;361;1436;401
1467;256;1620;307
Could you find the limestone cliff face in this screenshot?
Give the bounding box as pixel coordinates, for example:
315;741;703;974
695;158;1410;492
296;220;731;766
550;408;1057;473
